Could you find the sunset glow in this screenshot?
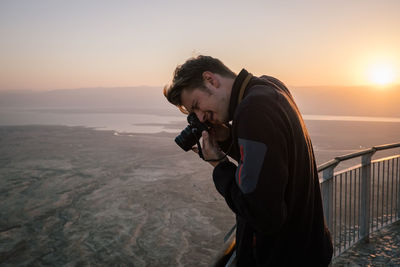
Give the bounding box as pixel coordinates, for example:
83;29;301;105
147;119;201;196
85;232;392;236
368;63;396;86
0;1;399;90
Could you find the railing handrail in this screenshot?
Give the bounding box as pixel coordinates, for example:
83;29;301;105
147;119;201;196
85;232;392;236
317;142;400;173
215;142;400;266
319;141;400;258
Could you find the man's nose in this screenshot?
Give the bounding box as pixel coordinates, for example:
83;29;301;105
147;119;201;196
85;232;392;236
195;111;206;122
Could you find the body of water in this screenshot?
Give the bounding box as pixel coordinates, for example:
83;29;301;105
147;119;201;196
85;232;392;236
0;108;186;134
1;107;400;135
1;107;399;169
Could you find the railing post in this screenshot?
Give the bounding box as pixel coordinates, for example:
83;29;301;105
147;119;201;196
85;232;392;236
360;151;375;242
322;165;337;232
397;157;400;220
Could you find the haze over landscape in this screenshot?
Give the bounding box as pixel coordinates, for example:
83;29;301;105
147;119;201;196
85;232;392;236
1;84;399;118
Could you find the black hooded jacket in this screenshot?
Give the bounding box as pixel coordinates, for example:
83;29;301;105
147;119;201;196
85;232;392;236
213;69;333;266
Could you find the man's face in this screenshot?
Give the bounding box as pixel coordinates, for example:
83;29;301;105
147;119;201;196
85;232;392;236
180;83;229;125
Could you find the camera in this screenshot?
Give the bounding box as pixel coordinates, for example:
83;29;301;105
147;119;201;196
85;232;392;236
175;113;209;152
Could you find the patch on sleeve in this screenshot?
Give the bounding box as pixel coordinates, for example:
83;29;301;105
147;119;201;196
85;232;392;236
235;138;267;194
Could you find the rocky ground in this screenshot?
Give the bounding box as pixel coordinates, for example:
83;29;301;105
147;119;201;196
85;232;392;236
0;125;235;266
1;124;399;266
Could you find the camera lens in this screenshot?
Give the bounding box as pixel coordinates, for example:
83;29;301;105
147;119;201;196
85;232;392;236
174;113;209;152
175;125;197;151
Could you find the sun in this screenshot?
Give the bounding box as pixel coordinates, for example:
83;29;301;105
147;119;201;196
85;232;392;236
368;63;396;86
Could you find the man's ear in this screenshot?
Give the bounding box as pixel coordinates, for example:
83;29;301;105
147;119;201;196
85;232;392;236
202;71;220;88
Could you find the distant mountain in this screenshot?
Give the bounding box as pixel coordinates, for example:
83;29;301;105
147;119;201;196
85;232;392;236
0;86;168;108
0;85;399;117
290;84;400;117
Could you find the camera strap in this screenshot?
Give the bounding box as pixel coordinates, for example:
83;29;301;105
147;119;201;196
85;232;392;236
200;73;252;163
196;73;252;163
195;135;204;160
237;73;253;105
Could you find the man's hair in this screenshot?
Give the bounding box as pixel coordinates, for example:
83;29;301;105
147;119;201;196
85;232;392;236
163;55;236;113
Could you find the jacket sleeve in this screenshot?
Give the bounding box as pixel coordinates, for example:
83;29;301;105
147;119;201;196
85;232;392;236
213;96;289;235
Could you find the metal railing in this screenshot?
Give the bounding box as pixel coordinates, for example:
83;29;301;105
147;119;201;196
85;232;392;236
320;142;400;257
214;142;400;266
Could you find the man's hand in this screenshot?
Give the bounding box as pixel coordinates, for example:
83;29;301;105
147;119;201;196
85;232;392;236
201;131;227;167
191;128;229;167
209;123;230;142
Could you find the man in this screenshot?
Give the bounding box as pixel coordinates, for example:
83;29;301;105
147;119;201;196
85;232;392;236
163;55;333;266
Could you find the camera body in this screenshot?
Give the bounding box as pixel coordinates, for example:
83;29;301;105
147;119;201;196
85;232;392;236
175;113;208;151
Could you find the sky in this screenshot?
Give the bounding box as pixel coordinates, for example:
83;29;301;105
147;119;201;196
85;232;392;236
0;0;399;91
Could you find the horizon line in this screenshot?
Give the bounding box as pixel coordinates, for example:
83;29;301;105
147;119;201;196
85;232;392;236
1;83;399;92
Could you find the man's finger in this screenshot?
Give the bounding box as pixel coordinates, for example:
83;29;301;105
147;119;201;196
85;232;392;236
191;147;199;154
202;131;210;148
202;131;207;142
202;130;208;140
